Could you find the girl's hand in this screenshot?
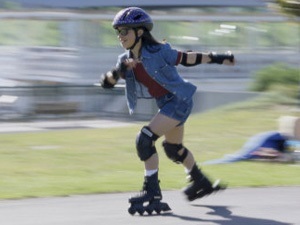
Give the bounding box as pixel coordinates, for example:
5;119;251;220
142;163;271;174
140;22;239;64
124;58;140;69
222;51;235;66
206;51;235;65
223;57;235;66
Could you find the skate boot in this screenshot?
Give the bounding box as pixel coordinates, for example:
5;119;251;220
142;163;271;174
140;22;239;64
128;172;171;215
183;164;226;201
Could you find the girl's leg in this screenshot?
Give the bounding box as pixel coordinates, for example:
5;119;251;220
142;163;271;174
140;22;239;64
144;113;181;172
161;117;226;201
163;125;195;171
146;112;196;172
128;113;179;215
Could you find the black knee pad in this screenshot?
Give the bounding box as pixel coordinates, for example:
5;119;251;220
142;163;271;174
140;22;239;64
162;141;188;163
136;126;159;161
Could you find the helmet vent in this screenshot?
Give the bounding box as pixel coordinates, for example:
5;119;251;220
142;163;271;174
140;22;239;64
134;14;142;20
121;10;131;21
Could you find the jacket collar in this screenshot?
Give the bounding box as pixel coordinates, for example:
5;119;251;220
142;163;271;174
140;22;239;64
141;46;151;59
124;45;159;59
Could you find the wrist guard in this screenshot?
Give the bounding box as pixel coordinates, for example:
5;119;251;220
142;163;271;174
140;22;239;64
208;52;234;64
111;69;120;80
100;73;114;88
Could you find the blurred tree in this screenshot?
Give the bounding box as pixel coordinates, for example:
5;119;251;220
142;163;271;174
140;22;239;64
0;0;21;9
277;0;300;16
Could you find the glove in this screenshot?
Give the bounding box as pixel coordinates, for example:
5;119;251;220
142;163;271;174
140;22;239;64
209;51;234;64
99;73;115;88
99;61;127;88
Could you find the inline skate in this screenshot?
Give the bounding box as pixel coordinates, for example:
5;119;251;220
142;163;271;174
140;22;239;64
128;172;171;215
184;164;226;201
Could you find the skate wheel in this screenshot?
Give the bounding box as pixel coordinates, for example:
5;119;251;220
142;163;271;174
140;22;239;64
145;204;154;215
137;208;145;215
145;208;153;215
128;207;136;215
154;208;161;214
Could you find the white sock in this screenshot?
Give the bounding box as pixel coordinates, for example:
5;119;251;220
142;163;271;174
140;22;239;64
185;168;191;174
145;169;158;177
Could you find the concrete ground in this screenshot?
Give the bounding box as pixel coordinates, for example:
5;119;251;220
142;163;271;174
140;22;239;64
0;119;134;133
0;187;299;225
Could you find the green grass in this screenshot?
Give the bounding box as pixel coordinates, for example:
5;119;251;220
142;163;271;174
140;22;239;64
0;20;60;46
0;96;300;199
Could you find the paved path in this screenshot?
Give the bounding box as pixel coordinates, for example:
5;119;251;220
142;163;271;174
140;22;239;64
0;187;299;225
0;119;134;133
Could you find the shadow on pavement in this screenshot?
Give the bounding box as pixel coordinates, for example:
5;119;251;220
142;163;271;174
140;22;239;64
162;205;292;225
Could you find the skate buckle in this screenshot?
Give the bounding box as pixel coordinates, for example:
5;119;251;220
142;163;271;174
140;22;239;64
212;179;221;188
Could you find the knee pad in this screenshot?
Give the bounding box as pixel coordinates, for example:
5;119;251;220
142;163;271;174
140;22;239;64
162;141;188;163
136;126;159;161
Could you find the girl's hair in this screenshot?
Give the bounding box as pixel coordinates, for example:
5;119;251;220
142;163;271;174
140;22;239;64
140;29;164;52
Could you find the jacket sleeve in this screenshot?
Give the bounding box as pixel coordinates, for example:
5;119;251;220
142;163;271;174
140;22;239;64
116;53;129;79
160;43;180;66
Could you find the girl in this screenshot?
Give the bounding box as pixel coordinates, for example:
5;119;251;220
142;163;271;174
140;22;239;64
100;7;235;215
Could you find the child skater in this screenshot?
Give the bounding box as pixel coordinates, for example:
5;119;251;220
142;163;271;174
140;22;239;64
100;7;235;215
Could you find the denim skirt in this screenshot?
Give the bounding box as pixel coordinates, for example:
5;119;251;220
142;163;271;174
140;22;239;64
155;93;193;125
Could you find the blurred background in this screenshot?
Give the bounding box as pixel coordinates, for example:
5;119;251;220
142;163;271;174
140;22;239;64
0;0;299;121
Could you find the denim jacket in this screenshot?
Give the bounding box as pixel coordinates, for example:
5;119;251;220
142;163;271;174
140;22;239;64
116;43;197;114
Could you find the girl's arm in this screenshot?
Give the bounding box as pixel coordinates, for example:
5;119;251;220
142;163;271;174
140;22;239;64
100;58;141;88
180;51;235;66
100;62;127;88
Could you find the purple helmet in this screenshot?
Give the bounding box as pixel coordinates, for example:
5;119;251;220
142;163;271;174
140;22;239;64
112;7;153;31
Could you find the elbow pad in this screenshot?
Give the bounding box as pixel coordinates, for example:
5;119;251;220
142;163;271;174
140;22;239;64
180;52;202;67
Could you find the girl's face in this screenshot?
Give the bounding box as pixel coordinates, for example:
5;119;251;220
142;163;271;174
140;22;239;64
115;27;136;49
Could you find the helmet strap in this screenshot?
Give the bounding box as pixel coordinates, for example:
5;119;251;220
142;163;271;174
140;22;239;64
127;29;142;50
